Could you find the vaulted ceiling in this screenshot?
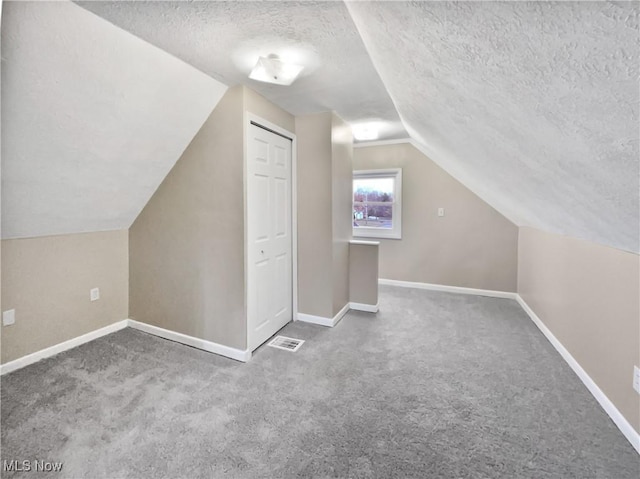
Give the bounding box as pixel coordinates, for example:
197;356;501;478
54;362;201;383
1;1;226;238
2;1;638;253
346;1;639;253
76;0;406;140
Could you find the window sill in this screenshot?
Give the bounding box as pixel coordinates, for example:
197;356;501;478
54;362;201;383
353;230;402;240
349;240;381;246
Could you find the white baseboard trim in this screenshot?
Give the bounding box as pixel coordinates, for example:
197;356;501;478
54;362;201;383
349;301;379;313
296;313;334;327
3;294;635;453
0;320;129;376
516;295;640;454
379;278;517;300
127;320;251;363
297;302;351;328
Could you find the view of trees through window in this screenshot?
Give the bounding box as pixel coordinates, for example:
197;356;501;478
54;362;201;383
353;177;394;229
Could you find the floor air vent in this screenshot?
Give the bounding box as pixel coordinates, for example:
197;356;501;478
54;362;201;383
268;336;305;352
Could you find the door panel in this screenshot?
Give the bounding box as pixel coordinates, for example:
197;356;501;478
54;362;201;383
274;252;288;316
247;123;293;351
274;144;287;167
254;174;270;242
274;177;287;237
255;138;269;162
255;259;271;331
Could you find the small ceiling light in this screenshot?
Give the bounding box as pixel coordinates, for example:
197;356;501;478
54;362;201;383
249;54;304;86
352;123;380;141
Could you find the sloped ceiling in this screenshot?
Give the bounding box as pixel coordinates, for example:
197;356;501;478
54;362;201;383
1;1;227;239
346;1;639;253
3;1;637;254
75;0;406;140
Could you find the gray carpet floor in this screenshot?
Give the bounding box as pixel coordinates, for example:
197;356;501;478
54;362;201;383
1;285;638;478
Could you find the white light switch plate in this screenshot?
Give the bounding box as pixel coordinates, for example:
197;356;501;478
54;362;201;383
3;309;16;326
90;288;100;301
633;366;640;394
438;208;445;217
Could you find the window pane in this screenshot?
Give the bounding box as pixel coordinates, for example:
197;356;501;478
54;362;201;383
353;204;393;229
353;177;394;202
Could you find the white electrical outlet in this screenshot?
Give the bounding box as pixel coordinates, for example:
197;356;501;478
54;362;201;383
90;288;100;302
3;309;16;326
633;366;640;394
438;208;445;217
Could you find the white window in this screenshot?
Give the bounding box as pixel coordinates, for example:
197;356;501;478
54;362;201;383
353;168;402;239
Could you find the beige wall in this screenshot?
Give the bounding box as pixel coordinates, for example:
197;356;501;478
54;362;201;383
296;113;334;318
518;227;640;434
129;86;294;351
130;86;245;349
331;114;353;315
353;143;518;292
1;230;128;363
296;112;353;318
244;87;295;133
349;243;379;306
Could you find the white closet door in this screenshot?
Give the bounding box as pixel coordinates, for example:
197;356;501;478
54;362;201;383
247;123;293;351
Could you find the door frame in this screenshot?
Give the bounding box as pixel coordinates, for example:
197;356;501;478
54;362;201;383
244;113;298;352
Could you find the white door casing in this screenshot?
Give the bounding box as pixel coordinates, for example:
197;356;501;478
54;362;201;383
247;122;293;351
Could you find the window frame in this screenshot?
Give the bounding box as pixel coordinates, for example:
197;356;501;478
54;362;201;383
352;168;402;240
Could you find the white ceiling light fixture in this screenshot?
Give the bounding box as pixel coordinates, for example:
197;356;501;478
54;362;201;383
249;54;304;86
352;122;381;141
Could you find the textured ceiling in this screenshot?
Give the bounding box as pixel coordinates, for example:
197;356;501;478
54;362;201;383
346;1;639;253
75;0;407;140
1;1;227;239
3;1;637;254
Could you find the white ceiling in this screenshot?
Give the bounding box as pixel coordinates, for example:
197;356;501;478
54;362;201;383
3;1;637;253
346;1;639;253
1;1;227;239
76;0;407;141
